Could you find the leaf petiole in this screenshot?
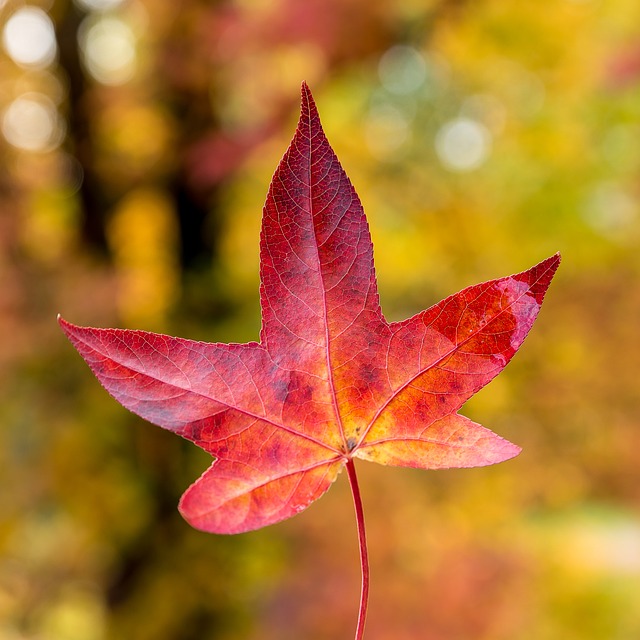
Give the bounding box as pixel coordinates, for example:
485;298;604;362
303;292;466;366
346;458;369;640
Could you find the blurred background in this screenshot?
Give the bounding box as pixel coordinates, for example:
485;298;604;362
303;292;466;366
1;0;640;638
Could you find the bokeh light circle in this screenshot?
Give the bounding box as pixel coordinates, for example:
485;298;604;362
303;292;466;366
378;46;427;95
79;16;137;85
1;93;65;152
435;117;492;172
1;7;57;68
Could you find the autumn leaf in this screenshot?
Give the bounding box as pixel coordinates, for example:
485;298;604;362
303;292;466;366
59;83;559;537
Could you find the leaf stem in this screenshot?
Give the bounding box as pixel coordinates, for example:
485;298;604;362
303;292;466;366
346;458;369;640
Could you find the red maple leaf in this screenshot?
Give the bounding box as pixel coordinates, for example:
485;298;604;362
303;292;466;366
60;83;559;638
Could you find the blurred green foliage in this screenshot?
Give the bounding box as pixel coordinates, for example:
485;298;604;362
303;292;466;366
1;0;640;638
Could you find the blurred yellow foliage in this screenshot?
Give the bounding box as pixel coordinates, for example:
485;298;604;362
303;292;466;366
107;188;179;329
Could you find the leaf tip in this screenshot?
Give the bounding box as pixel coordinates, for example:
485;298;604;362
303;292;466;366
538;252;562;292
475;435;522;467
58;316;85;343
300;80;314;101
57;314;76;332
501;440;523;462
538;251;561;271
299;80;319;121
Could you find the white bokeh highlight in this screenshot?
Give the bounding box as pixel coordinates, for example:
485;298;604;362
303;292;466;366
79;16;137;85
2;93;65;152
435;117;492;172
2;7;57;68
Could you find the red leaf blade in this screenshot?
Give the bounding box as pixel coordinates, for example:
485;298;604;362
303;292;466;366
58;317;347;533
59;84;560;534
356;414;521;469
259;84;381;362
354;254;560;466
179;458;342;534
